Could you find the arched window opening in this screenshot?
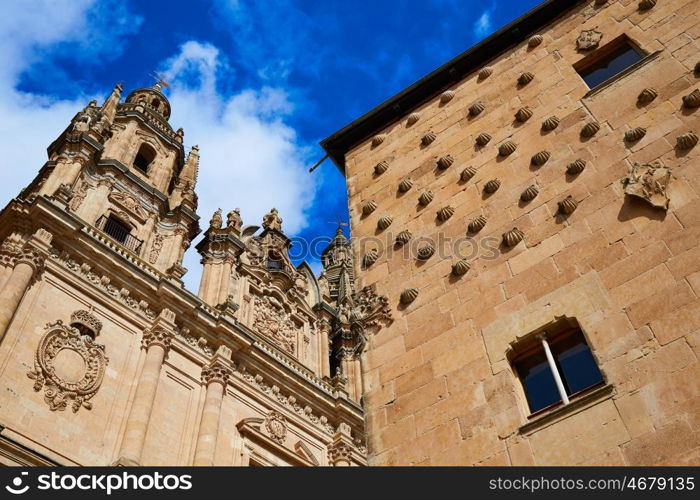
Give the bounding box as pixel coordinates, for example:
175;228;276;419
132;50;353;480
151;97;160;109
133;143;156;174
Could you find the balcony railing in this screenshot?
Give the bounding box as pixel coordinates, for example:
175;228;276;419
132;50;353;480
95;215;144;255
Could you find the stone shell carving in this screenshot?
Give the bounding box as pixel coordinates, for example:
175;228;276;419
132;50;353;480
27;320;108;412
695;60;700;75
437;206;455;221
398;178;414;192
363;248;379;268
395;230;412;247
531;150;551;166
637;88;657;104
520;185;539;202
400;288;419;304
581;121;601;138
638;0;656;10
622;162;671;210
468;215;487;233
676;131;699;150
528;35;543;48
541;116;560;131
498;141;517;156
515;107;533;122
374;160;389;175
265;411;288;444
518;72;535;86
460;166;477;182
377;216;393;230
682;89;700;108
437;154;455;170
371;134;386;147
440;90;456;104
417;243;435;260
476;132;492;146
362;200;378;216
625;127;647;142
567;159;587;175
418;190;434;206
576;29;603;51
502;228;525;247
484;179;501;194
422;132;437;145
558;196;578;215
478;67;493;80
469;102;486;116
452;259;471;276
407;112;421;125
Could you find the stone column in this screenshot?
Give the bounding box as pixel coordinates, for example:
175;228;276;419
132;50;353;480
0;230;51;344
115;310;175;466
216;259;233;306
328;423;354;466
193;346;233;466
316;319;331;378
353;354;363;402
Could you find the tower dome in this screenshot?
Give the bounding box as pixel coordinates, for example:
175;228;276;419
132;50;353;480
125;83;171;120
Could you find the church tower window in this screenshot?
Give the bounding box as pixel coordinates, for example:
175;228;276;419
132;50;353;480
133;143;156;174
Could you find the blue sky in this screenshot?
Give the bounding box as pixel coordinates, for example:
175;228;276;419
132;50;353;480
0;0;542;291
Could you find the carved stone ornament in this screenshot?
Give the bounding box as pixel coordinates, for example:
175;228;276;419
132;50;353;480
515;107;533;122
371;134;387;147
417;243;435;260
262;208;283;232
581;121;601;138
440;90;455;104
541;116;560;131
638;0;656;11
148;233;164;264
637;88;657;104
518;72;535;86
328;441;353;464
355;284;393;329
476;132;492;146
531;150;551;166
70;310;103;336
622;162;672;210
558;196;578;215
363;248;379;268
253;296;298;354
398;178;414;192
521;185;539;202
437;206;455;221
461;166;477;182
201;363;231;386
141;327;174;351
567;159;587;175
682;89;700;108
265;411;288;444
484;179;501;194
422;132;437;146
374;159;389;175
362;200;378;216
108;191;149;222
407;112;421;125
395;230;412;247
418;190;434;206
437;154;455;170
27;319;108;412
625;127;647;142
498;141;517;156
528;35;543;48
478;67;493;80
452;259;470;276
468;215;487;233
502;228;525;247
469;102;486;116
676;131;699;150
400;288;419;304
576;29;603;51
377;215;393;230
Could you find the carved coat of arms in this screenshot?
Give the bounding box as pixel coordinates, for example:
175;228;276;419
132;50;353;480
622;163;672;210
576;29;603;51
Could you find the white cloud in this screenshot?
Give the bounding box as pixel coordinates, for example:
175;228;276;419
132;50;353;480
161;41;316;290
473;10;493;38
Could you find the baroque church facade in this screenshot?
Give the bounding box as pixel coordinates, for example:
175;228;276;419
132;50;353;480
0;82;391;466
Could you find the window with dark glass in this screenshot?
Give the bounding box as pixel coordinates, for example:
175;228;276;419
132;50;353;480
513;328;604;415
575;36;644;89
133;143;156;174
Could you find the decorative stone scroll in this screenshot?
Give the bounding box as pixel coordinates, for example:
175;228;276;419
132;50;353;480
622;162;672;210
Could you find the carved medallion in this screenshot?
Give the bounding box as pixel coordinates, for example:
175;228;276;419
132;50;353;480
253;296;298;354
265;411;288;444
622;163;671;210
576;29;602;51
27;318;108;412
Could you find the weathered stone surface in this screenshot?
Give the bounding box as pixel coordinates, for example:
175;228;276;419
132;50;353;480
622;163;671;210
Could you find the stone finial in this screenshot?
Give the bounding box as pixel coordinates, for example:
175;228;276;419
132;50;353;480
437;155;455;170
581;121;601;138
451;259;470;276
518;72;535;86
398;178;414;192
460;166;477;182
362;200;378;216
469;102;486;116
417;243;435;260
476;132;492;146
362;249;379;268
395;230;412;247
528;35;543;48
502;228;525;247
437;206;455;221
567;159;587;175
498;141;517;156
468;215;487;233
676;131;699;150
520;185;539;202
622;162;671;210
374;159;389;175
421;132;437;146
576;29;603;51
682;89;700;108
558;196;578;215
407;112;421;126
484;179;501;194
262;208;283;231
637;88;657;104
515;107;533;122
418;190;434;206
226;208;242;234
371;134;387;147
478;67;493;80
531;150;551;166
440;90;455;104
625;127;647;142
542;116;560;131
209;209;223;230
400;288;419;304
638;0;656;10
377;216;393;230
